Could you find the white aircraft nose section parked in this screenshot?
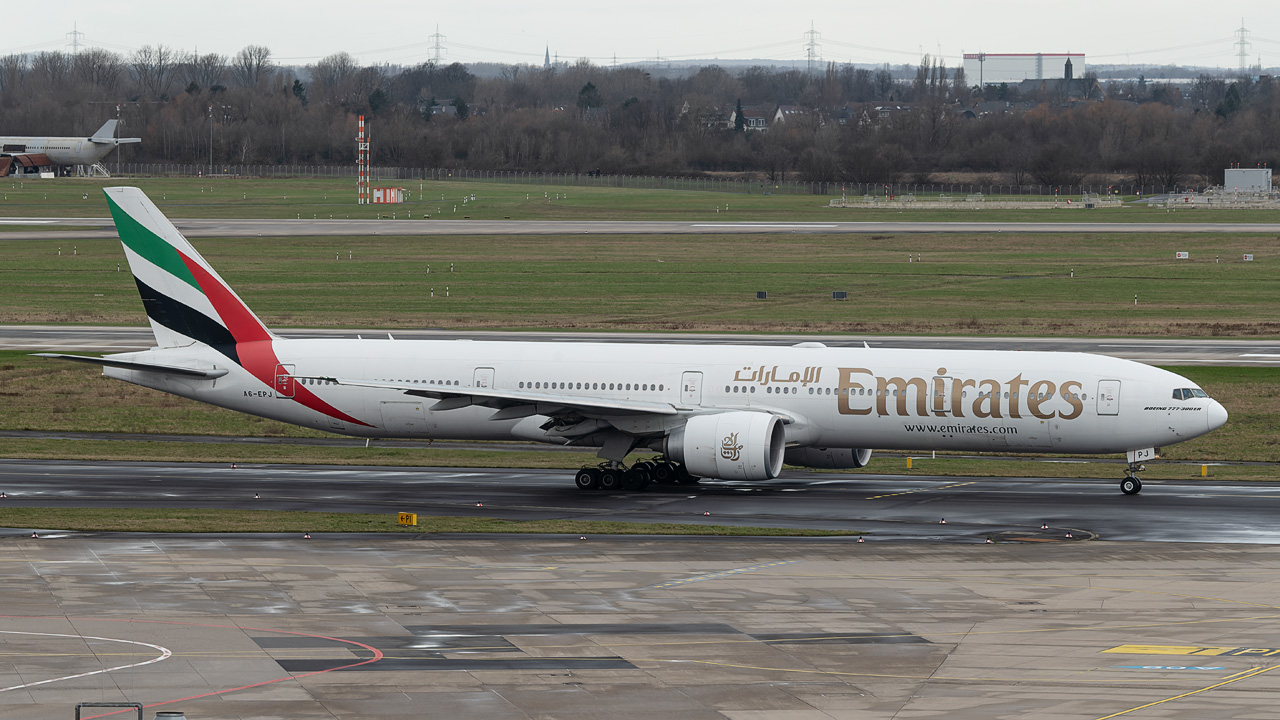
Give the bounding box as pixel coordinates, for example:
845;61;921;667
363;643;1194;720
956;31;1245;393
34;188;1230;496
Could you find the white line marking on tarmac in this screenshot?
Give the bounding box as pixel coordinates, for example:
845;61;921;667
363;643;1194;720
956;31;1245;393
0;630;172;692
691;223;839;228
1100;344;1274;349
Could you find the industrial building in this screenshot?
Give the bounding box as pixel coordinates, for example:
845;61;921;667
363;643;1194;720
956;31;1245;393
1224;168;1272;192
963;53;1085;87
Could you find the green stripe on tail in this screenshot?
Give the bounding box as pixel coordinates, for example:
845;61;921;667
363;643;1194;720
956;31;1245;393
105;194;202;292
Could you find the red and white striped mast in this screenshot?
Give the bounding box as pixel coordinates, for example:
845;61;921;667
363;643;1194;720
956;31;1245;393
356;115;370;205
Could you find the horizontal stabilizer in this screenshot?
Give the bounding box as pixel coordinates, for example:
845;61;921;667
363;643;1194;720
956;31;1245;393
32;353;228;378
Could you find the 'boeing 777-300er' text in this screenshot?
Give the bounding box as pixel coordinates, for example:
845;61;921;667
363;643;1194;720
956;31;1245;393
39;188;1228;495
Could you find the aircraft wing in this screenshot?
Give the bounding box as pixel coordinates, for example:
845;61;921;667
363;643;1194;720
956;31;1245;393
321;377;681;419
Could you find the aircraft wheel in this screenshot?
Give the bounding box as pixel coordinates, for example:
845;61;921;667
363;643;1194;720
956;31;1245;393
622;470;647;491
1120;476;1142;495
574;468;601;490
651;462;673;484
599;469;623;491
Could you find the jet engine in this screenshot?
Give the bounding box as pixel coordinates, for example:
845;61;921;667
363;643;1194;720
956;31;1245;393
665;412;784;480
784;447;873;469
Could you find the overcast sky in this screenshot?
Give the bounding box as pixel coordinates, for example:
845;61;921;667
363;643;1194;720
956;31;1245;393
10;1;1279;70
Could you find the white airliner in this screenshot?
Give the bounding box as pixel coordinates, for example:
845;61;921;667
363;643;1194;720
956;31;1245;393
38;187;1228;495
0;120;140;174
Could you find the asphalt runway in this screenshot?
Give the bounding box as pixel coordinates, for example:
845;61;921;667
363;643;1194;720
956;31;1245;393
6;324;1278;365
2;459;1277;543
5;480;1280;718
5;216;1280;239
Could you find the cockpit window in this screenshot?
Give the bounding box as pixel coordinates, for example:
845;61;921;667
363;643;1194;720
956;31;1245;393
1172;388;1209;400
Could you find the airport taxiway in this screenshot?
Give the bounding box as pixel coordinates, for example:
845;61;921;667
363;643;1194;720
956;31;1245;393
6;464;1280;718
3;533;1280;719
5;324;1277;365
5;216;1280;240
3;459;1279;543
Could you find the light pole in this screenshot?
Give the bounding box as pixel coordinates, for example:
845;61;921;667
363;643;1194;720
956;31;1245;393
209;104;214;176
115;104;122;175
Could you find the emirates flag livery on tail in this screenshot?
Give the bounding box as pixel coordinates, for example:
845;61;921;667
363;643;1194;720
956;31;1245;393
39;188;1229;495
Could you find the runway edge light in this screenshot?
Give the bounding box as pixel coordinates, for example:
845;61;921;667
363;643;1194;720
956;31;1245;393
398;512;418;527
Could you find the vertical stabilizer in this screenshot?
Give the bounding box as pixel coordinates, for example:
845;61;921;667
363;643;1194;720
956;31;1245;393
104;187;274;353
90;119;118;142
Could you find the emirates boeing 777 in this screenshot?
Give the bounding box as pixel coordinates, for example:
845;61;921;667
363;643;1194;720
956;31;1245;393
38;187;1228;495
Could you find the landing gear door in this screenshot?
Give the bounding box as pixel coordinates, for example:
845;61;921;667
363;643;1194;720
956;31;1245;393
681;371;703;406
1097;379;1120;416
473;367;495;389
274;363;295;398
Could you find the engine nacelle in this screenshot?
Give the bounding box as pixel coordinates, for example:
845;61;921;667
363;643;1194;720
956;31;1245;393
665;412;784;481
784;447;873;469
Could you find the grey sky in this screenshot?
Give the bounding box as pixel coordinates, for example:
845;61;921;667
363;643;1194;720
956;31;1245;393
12;1;1279;69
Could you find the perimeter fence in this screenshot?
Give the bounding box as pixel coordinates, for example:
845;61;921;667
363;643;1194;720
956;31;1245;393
105;163;1201;199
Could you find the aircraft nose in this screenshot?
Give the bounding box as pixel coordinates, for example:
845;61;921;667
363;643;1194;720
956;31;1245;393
1207;400;1229;432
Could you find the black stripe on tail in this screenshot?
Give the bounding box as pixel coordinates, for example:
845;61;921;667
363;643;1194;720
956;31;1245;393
134;276;241;365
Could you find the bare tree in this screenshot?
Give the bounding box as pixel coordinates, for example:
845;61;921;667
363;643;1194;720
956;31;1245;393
131;45;176;98
0;54;29;96
190;53;228;91
74;48;125;93
231;45;273;87
31;52;72;87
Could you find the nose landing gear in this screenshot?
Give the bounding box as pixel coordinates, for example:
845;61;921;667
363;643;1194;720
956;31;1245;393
1120;463;1145;495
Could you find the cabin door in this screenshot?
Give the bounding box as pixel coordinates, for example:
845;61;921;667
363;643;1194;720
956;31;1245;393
1096;380;1120;416
681;371;703;405
274;364;295;398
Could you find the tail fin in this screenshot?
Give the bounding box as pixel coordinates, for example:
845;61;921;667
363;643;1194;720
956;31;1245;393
90;119;118;142
104;187;274;354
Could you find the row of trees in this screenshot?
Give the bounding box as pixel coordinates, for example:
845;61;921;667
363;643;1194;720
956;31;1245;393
1;46;1277;187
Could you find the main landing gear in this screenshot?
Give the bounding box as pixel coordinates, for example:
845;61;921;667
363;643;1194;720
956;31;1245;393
1120;463;1145;495
574;459;699;492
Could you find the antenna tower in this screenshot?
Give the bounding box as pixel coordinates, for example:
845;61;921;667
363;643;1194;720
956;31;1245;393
429;25;446;64
804;22;822;72
356;115;370;205
1236;20;1251;74
66;22;84;55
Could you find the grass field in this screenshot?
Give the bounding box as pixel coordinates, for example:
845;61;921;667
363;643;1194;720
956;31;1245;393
4;176;1280;222
2;230;1275;336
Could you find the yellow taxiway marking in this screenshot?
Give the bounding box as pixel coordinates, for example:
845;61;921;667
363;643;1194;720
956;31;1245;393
866;480;976;500
1093;663;1280;719
1103;644;1280;657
